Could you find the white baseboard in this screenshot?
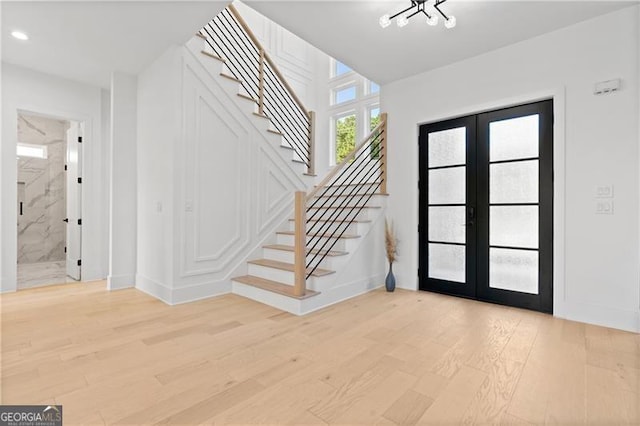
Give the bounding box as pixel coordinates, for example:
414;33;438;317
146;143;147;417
0;275;17;293
107;274;135;290
135;274;172;304
135;273;231;305
556;301;640;333
171;280;231;305
301;274;385;315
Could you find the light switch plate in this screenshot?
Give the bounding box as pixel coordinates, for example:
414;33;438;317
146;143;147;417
596;200;614;214
595;185;614;198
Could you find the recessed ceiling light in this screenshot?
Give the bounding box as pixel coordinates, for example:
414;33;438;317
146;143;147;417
11;31;29;41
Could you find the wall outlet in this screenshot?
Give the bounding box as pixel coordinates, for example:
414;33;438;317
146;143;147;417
595;185;614;198
596;200;614;215
594;79;621;95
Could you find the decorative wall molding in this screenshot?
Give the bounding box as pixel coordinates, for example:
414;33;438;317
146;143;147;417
177;46;307;284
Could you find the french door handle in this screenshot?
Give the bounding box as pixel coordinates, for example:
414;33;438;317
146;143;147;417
461;221;475;226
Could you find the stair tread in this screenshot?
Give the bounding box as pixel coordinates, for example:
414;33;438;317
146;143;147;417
288;218;371;223
233;275;319;300
195;32;207;40
253;112;269;120
308;205;381;210
248;259;334;277
237;93;256;103
264;244;348;257
267;129;283;136
200;50;225;62
220;72;241;83
314;192;388;198
277;231;360;239
315;182;380;188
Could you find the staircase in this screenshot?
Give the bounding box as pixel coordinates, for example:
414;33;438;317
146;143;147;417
191;5;389;314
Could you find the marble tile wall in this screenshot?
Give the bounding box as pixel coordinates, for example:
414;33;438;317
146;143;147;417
17;113;68;264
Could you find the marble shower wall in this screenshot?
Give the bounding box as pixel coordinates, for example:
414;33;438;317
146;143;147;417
17;113;68;264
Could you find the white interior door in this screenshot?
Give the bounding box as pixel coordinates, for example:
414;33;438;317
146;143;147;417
66;121;82;280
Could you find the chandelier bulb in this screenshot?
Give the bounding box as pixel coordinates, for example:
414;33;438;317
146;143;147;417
444;15;457;29
379;14;391;28
427;15;438;26
397;15;409;28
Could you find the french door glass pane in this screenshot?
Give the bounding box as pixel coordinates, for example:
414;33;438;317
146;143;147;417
489;248;539;294
429;167;465;204
490;206;539;248
489;115;539;162
429;207;465;243
429;243;465;283
490;160;539;204
428;127;466;168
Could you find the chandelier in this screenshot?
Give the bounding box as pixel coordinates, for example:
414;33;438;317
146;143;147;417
379;0;456;29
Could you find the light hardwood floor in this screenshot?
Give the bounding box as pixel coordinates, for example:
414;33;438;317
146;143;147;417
1;281;638;425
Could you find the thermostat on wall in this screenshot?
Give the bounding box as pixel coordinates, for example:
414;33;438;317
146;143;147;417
594;79;621;95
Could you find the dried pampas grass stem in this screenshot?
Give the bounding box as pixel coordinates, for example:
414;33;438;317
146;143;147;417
385;219;398;264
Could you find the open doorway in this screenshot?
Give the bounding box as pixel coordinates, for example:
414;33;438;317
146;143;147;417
16;112;83;289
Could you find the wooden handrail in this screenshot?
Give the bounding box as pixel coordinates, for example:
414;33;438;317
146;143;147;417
380;112;388;195
293;191;307;296
227;4;310;118
306;116;387;202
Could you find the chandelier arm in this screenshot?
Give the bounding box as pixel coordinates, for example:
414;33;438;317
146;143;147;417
420;9;433;19
389;3;419;20
433;3;450;21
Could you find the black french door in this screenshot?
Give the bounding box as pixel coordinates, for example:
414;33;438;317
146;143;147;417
418;100;553;313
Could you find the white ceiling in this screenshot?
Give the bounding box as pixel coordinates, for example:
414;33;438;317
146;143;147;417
245;1;638;84
1;1;228;88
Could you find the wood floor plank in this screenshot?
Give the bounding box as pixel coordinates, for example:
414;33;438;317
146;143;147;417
382;388;434;426
2;281;638;425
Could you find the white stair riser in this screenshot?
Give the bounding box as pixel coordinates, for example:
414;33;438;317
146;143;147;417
248;263;295;285
247;263;329;287
287;220;367;234
306;208;375;221
276;234;348;251
262;248;340;270
231;281;301;315
312;194;384;207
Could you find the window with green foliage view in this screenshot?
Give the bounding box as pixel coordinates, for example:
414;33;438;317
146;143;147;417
336;115;356;163
370;108;381;158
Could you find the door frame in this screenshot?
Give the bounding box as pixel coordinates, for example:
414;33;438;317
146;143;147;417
13;108;88;288
415;88;566;316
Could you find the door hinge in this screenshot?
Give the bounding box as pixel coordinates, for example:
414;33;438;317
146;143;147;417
64;246;67;253
78;136;83;143
77;219;82;225
64;164;67;171
77;259;82;266
77;177;82;184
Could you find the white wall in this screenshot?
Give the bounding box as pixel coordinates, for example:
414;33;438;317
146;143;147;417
136;46;181;298
1;63;108;291
233;1;331;178
108;72;138;290
382;6;640;332
135;42;310;304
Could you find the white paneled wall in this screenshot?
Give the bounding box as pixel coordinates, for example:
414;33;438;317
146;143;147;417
136;43;309;304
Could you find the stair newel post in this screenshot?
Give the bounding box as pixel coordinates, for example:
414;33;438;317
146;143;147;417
380;112;388;195
293;191;307;297
308;111;316;176
258;47;265;116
